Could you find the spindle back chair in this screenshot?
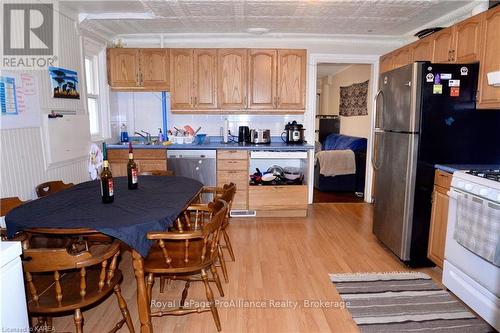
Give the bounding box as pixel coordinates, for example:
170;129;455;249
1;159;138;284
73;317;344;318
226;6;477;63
22;240;134;333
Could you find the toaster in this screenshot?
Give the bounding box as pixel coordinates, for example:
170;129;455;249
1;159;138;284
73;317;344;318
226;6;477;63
250;129;271;144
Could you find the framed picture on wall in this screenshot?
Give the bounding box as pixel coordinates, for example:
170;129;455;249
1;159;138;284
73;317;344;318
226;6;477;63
48;66;80;99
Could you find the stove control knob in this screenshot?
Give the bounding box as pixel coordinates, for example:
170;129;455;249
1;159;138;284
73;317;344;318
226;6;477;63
479;188;488;197
465;184;473;191
457;181;465;189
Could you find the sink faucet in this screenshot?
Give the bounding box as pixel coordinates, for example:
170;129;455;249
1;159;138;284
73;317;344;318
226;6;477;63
135;130;151;144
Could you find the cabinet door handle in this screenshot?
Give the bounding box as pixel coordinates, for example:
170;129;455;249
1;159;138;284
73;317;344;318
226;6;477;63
244;96;247;109
447;50;451;62
194;96;197;106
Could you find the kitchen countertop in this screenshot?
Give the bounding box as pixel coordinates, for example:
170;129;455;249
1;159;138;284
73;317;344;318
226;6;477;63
435;164;500;174
108;137;314;151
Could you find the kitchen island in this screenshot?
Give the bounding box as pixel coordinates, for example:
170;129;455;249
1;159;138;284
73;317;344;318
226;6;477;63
107;137;314;217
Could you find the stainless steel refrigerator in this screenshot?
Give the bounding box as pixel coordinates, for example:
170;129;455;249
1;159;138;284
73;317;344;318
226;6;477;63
372;62;500;266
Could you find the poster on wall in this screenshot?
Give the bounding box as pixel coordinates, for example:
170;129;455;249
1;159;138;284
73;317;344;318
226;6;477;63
48;66;80;99
0;71;41;129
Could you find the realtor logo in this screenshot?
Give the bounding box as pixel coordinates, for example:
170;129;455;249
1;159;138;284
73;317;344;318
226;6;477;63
1;1;58;69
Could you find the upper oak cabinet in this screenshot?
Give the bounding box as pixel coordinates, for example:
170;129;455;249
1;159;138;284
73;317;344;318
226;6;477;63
218;49;247;110
170;49;194;110
478;5;500;109
140;49;170;90
379;53;394;73
248;49;277;109
411;39;433;62
277;49;306;109
107;48;169;90
454;14;482;63
431;27;455;63
392;48;412;69
193;49;218;109
107;48;140;88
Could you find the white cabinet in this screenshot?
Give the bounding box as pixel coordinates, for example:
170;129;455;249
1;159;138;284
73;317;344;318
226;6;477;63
0;242;29;331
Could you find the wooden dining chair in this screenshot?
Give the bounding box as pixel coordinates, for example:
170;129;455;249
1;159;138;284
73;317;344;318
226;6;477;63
138;170;174;176
22;240;134;333
1;196;27;240
181;184;236;283
35;180;74;198
144;199;228;332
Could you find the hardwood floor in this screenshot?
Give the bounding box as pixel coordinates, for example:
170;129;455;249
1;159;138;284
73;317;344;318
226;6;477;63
52;203;442;332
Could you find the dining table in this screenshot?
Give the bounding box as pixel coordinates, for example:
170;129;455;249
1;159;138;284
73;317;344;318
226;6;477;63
5;176;203;333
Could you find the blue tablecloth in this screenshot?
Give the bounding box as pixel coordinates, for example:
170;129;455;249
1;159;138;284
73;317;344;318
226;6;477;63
5;176;203;257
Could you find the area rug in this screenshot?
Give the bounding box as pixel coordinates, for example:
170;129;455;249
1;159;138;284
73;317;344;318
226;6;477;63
329;272;494;333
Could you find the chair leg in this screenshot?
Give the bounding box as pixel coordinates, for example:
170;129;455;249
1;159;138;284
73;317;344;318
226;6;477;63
218;245;229;283
74;309;83;333
180;281;190;307
159;276;166;293
114;284;135;333
210;265;224;297
222;228;235;261
201;269;221;332
146;273;154;303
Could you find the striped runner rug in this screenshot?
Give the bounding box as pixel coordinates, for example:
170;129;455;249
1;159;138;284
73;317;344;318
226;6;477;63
329;272;495;333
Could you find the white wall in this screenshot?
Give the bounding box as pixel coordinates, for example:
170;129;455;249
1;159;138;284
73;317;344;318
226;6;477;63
0;13;88;200
319;64;372;138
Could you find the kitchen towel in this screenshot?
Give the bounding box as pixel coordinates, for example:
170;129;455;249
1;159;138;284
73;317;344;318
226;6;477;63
454;192;500;267
316;149;356;177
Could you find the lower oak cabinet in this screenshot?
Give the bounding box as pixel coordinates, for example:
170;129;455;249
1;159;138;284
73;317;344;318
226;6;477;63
216;150;249;210
427;169;452;268
248;185;308;217
107;149;167;177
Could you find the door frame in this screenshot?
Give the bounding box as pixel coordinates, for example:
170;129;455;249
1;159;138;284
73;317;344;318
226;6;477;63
305;53;380;203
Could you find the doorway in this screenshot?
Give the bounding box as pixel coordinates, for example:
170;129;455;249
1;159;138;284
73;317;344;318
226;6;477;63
305;55;379;204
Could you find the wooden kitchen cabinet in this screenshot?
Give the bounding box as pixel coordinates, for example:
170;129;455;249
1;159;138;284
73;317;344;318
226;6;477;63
140;49;170;90
107;48;140;88
248;49;277;110
431;27;455;63
379;53;394;73
193;49;218;109
410;39;433;62
454;15;482;63
249;185;308;216
277;49;306;109
107;48;169;90
392;48;412;69
218;49;248;110
427;169;452;268
170;49;194;110
107;149;167;177
217;150;249;210
477;5;500;109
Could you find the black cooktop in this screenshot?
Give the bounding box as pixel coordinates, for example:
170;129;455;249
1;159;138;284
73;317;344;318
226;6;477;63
466;169;500;182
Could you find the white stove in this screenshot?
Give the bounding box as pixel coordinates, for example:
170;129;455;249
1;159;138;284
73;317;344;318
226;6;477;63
451;169;500;203
444;168;500;331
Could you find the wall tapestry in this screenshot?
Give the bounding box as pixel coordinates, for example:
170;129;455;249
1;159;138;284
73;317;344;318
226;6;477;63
48;66;80;99
339;80;368;116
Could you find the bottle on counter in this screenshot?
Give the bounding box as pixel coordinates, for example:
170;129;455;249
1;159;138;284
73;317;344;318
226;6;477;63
223;118;229;143
127;142;138;190
158;128;164;143
120;123;129;142
100;143;114;203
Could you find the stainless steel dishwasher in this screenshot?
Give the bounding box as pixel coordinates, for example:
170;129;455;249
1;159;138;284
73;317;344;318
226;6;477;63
166;150;216;186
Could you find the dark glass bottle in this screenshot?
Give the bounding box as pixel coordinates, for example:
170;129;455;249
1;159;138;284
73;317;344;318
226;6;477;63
127;142;138;190
101;143;114;203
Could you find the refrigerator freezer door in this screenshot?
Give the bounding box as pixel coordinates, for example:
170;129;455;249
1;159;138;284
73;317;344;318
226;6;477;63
373;131;419;261
378;64;421;133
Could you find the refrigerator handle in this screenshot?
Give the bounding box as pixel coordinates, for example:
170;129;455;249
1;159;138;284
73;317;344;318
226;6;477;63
371;133;383;170
373;90;384;130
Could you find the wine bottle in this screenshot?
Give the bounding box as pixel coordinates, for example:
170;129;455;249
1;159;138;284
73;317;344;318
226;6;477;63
101;143;114;203
127;142;138;190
